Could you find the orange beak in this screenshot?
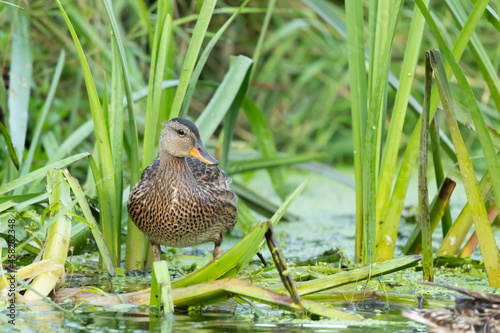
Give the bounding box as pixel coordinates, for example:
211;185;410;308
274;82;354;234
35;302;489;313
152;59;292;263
189;144;218;165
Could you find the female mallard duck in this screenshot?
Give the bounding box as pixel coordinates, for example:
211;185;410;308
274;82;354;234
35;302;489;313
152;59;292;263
404;282;500;333
127;118;238;262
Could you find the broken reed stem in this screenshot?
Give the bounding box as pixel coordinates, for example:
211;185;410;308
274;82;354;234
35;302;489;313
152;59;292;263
429;120;453;237
420;51;433;282
151;261;174;315
265;224;302;307
402;177;455;255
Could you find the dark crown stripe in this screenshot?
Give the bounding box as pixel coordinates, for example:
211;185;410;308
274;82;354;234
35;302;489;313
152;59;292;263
169;117;201;141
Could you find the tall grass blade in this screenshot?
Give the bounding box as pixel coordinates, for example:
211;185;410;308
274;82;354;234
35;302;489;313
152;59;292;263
157;1;174;138
231;181;287;220
426;48;500;287
150;261;162;312
447;0;500;115
132;0;153;47
345;0;367;264
0;200;15;214
377;0;490;261
143;13;172;169
169;0;218;119
180;0;250;119
0;122;18;170
419;51;433;282
227;154;325;174
8;6;31;164
377;0;430;226
418;0;500;284
46;120;94;165
110;37;124;268
125;4;173;270
364;0;404;264
152;261;174;314
88;155;116;265
56;0;118;265
195;56;253;143
221;61;252;170
249;0;276;83
20;50;65;178
101;0;141;185
242;97;286;199
269;180;307;226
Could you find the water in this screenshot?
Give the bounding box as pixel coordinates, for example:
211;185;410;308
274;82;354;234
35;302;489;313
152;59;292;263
4;297;425;332
3;169;499;332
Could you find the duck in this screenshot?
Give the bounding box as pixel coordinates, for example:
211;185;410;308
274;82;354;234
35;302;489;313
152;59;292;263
127;117;238;262
404;282;500;333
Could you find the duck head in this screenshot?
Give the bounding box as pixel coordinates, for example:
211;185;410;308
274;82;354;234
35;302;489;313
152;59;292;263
159;117;218;165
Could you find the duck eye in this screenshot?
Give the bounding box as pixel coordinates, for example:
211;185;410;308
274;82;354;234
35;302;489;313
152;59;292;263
178;129;185;135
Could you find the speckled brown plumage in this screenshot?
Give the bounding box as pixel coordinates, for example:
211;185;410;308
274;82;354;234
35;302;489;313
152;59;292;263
127;118;237;261
404;283;500;333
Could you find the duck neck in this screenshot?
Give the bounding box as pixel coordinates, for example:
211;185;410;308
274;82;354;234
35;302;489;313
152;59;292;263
158;154;196;184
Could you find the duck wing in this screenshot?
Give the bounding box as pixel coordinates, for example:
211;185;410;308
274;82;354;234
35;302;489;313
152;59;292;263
129;159;160;199
142;159;161;181
186;156;237;205
127;159;161;223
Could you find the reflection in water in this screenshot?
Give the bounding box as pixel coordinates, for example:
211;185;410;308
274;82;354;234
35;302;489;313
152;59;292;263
7;298;421;332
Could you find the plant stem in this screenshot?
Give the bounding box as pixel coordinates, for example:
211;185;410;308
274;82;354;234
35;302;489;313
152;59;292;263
419;51;433;282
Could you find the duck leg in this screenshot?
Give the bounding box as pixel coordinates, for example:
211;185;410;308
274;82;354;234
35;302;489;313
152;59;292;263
212;234;223;259
152;243;162;262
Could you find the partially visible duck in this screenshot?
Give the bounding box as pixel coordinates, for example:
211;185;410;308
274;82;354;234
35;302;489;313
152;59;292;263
404;282;500;333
